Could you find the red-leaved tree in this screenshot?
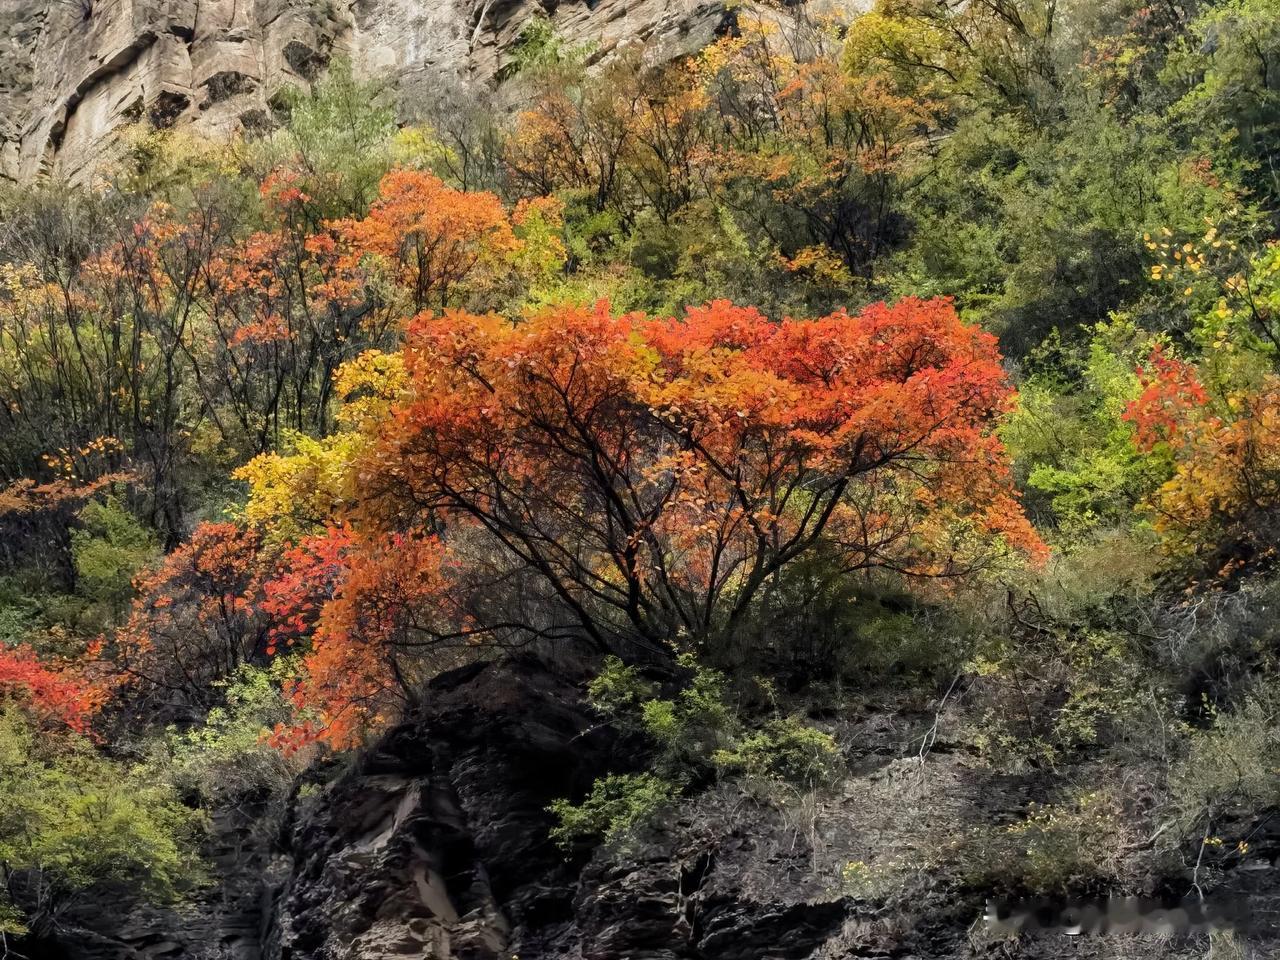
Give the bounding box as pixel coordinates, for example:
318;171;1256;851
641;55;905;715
254;296;1039;746
0;644;105;734
114;521;268;713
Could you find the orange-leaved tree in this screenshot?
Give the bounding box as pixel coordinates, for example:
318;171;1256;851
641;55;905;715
243;295;1042;747
330;169;521;312
262;529;462;751
198;171;403;448
1125;349;1280;563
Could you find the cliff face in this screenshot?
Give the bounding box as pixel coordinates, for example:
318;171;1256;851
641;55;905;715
38;656;1280;960
0;0;744;183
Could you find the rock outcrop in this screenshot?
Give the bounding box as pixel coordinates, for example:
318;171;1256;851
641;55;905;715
0;0;796;183
267;656;608;959
246;655;874;960
32;653;1280;959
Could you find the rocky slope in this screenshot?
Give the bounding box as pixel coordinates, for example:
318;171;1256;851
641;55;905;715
34;655;1280;960
0;0;824;184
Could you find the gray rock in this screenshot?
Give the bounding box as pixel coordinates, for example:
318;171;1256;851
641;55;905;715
0;0;862;183
42;655;1280;959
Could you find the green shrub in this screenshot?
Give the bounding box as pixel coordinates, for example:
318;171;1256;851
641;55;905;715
963;788;1138;894
0;707;201;935
839;857;914;902
969;625;1155;766
1170;694;1280;828
159;660;301;804
712;716;842;789
500;13;594;80
1000;319;1167;537
589;654;735;776
560;655;844;853
1006;792;1131;892
743;547;969;686
71;497;159;620
586;655;659;726
0;574;46;647
642;656;734;771
548;773;677;850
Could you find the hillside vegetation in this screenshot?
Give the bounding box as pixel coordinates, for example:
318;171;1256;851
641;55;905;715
4;1;1280;954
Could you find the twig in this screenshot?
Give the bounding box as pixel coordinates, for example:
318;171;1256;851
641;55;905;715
1117;818;1175;854
916;669;963;779
1192;816;1212;902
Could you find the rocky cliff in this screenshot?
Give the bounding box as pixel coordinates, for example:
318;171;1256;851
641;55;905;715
0;0;774;183
34;655;1280;960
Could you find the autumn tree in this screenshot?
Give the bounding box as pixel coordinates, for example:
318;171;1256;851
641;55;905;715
0;439;130;584
0;644;104;735
620;60;711;225
330;169;521;312
0;196;167;535
505;41;713;227
696;16;936;277
263;529;464;750
113;521;269;715
196;169;409;450
1126;349;1280;567
0;185;239;548
503;15;934;279
845;0;1063;119
503;19;630;210
239;295;1042;745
